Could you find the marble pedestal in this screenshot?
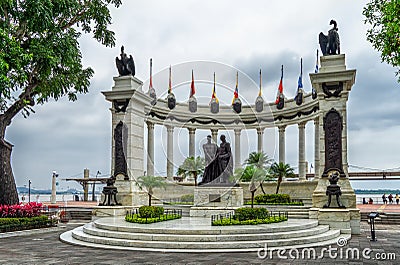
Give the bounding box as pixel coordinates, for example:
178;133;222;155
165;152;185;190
309;208;360;235
92;206;138;221
190;186;243;217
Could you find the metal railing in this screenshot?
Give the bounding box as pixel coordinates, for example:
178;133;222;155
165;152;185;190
211;210;289;224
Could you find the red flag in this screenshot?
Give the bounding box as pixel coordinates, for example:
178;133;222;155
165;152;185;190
275;65;284;104
190;70;195;97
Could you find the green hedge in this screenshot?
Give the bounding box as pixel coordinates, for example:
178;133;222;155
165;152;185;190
212;215;287;226
180;194;194;203
0;215;54;232
234;207;269;221
245;201;304;206
138;206;164;218
254;194;291;204
125;213;181;224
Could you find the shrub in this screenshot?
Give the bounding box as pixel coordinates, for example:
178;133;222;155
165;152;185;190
212;215;287;226
234;207;269;221
254;194;291;204
0;202;43;218
0;215;54;232
138;206;164;218
125;213;181;224
180;194;194;203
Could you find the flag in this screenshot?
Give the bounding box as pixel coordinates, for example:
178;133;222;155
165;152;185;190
168;65;172;94
275;65;284;104
315;49;319;73
190;70;195;97
258;69;262;97
294;58;303;100
232;72;239;104
149;59;153;90
211;72;218;103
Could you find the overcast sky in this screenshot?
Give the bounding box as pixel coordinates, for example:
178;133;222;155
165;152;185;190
7;0;400;192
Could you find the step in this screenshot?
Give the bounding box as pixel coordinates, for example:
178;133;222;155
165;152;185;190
60;229;349;253
70;226;340;250
93;217;319;235
82;222;330;242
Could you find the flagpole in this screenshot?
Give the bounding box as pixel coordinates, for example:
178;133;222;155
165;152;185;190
259;69;262;96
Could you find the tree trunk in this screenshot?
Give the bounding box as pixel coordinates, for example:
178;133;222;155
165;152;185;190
148;193;152;206
260;182;266;194
194;172;197;187
251;191;255;208
275;177;282;194
0;139;19;205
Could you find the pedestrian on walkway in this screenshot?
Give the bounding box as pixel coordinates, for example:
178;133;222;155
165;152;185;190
396;194;399;205
388;194;394;204
382;194;388;204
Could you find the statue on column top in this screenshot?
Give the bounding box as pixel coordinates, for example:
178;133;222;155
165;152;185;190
319;20;340;56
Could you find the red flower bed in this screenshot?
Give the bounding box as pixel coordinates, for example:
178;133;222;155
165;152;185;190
0;202;43;218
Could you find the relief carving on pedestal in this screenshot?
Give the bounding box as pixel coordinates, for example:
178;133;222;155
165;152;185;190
322;108;345;178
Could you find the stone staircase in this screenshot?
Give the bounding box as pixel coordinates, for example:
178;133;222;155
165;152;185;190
60;217;349;252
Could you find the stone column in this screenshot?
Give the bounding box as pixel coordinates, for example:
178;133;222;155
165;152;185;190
298;122;306;181
234;129;241;169
211;129;218;144
314;117;320;178
256;127;264;153
146;121;155;176
167;126;174;180
188;128;196;158
278;126;286;164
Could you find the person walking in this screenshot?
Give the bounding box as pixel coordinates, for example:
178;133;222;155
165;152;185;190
396;194;399;205
382;194;387;204
388;194;394;204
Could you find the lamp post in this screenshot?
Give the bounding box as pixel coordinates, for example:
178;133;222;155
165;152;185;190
51;171;58;204
92;171;101;201
28;180;31;203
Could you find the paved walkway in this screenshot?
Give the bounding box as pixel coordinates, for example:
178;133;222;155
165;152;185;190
0;221;399;264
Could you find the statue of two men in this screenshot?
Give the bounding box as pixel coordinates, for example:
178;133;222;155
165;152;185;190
200;134;233;185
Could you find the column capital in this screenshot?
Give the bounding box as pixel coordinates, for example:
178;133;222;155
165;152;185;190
256;127;265;134
278;125;286;132
234;128;242;135
188;127;196;134
166;125;174;133
298;122;306;129
146;121;154;129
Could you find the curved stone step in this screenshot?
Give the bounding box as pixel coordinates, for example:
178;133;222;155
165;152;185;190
82;222;330;242
93;217;319;235
60;229;349;253
70;226;340;249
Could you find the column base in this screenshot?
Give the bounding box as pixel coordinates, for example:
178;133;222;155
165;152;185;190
309;207;360;235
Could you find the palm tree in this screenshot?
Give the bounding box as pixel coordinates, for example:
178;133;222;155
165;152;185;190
136;175;167;206
231;165;266;208
244;152;273;170
177;156;205;186
244;152;274;194
269;162;295;194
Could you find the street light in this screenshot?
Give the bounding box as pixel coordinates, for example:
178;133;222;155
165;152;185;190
92;171;101;201
28;179;31;203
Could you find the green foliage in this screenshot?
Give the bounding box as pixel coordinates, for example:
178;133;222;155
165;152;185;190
244;152;273;170
0;0;121;117
254;194;291;204
180;194;194;203
231;166;268;184
0;215;54;232
212;215;287;226
136;175;167;206
234;207;269;221
245;201;304;206
363;0;400;82
177;156;205;186
138;206;164;218
269;162;295;194
125;213;181;224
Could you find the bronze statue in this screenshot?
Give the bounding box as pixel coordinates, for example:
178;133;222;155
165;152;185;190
199;135;233;185
319;20;340;56
202;135;217;167
324;170;345;208
115;46;135;76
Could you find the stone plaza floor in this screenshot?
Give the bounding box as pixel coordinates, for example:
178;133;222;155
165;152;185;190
0;221;399;264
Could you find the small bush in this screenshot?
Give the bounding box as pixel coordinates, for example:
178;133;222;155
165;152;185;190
254;194;291;204
0;215;54;232
212;215;287;226
125;213;181;224
138;206;164;218
180;194;194;203
234;207;269;221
